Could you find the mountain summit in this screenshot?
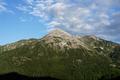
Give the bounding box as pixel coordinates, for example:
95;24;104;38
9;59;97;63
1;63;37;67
41;29;90;49
42;29;72;41
48;29;71;37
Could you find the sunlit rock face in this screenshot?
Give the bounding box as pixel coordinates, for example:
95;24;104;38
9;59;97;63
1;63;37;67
0;39;38;52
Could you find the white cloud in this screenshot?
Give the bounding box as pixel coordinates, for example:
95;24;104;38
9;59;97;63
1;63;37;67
0;0;7;12
17;0;120;42
48;21;60;27
25;0;33;5
0;0;14;14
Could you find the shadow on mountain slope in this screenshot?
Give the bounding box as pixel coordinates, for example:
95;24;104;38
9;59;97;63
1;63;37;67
99;76;120;80
0;72;120;80
110;77;120;80
0;72;60;80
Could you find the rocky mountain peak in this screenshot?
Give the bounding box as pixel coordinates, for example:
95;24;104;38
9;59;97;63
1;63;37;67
48;28;71;37
41;29;72;43
41;29;89;49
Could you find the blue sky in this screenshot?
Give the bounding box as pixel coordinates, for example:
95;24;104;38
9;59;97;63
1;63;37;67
0;0;48;44
0;0;120;45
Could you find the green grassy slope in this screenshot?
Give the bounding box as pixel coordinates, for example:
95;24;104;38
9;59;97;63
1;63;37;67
0;36;120;80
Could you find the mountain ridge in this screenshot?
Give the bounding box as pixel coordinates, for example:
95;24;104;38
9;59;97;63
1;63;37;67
0;29;120;80
0;29;119;46
1;29;119;51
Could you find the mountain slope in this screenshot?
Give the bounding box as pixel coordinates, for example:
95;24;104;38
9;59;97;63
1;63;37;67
0;29;120;80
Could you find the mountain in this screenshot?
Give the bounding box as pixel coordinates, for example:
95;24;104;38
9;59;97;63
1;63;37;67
0;29;120;80
41;29;89;49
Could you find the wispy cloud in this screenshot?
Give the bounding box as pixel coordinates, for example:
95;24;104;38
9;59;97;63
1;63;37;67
17;0;120;43
0;0;7;12
0;0;14;14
